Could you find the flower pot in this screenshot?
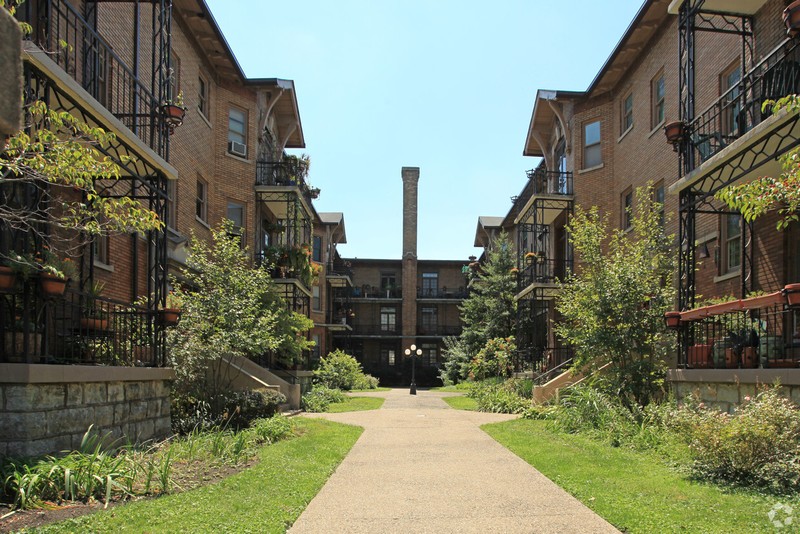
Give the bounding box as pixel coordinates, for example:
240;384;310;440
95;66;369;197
159;308;181;326
664;311;681;329
80;317;109;331
784;0;800;36
0;266;15;291
740;346;758;368
723;348;741;369
741;291;784;311
40;273;67;296
687;344;713;368
714;340;734;368
160;104;186;133
664;120;686;146
784;283;800;307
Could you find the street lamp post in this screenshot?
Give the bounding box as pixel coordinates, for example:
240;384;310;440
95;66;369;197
404;344;422;395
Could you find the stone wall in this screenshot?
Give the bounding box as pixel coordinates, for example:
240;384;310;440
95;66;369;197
668;369;800;413
0;364;174;457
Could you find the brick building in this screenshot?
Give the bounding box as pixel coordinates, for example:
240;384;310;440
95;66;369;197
333;168;468;387
478;0;800;398
0;0;341;453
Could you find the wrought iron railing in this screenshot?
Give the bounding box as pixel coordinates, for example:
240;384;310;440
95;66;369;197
519;258;572;289
352;287;402;299
326;259;353;279
20;0;167;158
416;324;461;336
687;39;800;167
1;281;164;366
515;346;574;382
525;168;573;196
675;291;798;369
350;323;401;335
417;288;468;299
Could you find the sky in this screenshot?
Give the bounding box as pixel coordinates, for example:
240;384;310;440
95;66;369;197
205;0;645;261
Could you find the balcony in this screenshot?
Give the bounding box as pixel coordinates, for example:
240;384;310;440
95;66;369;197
525;168;573;197
417;287;468;299
20;0;169;159
518;258;573;292
352;286;402;300
350;324;402;336
255;160;318;203
670;288;799;369
326;259;353;288
685;39;800;171
416;325;461;337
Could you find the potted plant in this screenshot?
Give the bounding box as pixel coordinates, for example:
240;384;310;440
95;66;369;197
159;291;182;326
687;343;713;368
160;91;187;133
664;311;681;329
39;251;77;296
664;120;686;148
784;283;800;307
784;0;800;36
524;252;537;266
80;281;109;331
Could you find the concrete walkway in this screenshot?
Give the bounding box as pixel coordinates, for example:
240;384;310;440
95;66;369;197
289;389;618;533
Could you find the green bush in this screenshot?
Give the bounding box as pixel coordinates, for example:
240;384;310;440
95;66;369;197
469;337;516;380
301;387;347;413
353;374;380;390
171;389;286;433
314;350;375;390
686;389;800;493
467;379;528;414
251;415;295;444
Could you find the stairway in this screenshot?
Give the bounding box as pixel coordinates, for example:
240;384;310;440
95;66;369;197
531;362;612;404
217;354;302;409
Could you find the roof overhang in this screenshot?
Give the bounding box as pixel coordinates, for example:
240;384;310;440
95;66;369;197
523;90;583;157
319;212;347;244
248;78;305;148
668;0;768;15
474;216;504;248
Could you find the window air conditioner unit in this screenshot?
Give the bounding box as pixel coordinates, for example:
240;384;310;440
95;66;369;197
228;141;247;158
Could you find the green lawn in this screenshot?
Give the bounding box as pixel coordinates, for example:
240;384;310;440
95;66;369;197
328;396;385;413
349;387;392;392
442;395;478;411
483;419;800;533
30;419;362;533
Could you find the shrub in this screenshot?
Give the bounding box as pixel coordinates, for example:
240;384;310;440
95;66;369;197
467;380;528;414
252;415;295;444
301;387;347;413
686;389;800;492
171;389;286;433
353;373;380;390
314;350;371;390
469;337;516;380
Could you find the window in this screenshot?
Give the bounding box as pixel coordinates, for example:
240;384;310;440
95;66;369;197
380;306;396;332
166;179;177;229
421;272;438;297
227;201;244;242
383;348;396;366
196;177;207;222
381;273;397;295
421;343;439;366
652;71;665;128
621;92;633;133
198;74;209;118
312;236;323;263
622;188;633;230
653;181;665;228
312;285;320;311
583;120;601;168
93;234;110;266
721;63;742;136
722;213;742;273
421;307;438;333
228;107;247;156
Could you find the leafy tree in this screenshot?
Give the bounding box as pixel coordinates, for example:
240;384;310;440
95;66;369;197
1;100;162;260
554;185;675;407
313;349;376;390
168;221;314;402
715;96;800;231
441;232;517;384
469;336;516;380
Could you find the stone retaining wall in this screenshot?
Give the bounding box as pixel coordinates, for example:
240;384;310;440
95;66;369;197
668;369;800;413
0;364;175;457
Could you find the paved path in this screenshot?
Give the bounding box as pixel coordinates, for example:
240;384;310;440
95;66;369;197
289;389;618;533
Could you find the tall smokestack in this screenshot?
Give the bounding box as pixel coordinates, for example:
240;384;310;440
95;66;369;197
401;167;419;342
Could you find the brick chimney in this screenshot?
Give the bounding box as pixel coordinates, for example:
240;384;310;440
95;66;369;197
401;167;419;343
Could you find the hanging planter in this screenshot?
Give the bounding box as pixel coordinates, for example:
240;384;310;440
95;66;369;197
784;0;800;37
0;266;15;291
664;311;681;329
159;308;181;327
160;104;187;134
663;120;686;149
40;273;68;296
784;283;800;307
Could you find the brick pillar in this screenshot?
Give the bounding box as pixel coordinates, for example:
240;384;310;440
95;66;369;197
401;167;419;344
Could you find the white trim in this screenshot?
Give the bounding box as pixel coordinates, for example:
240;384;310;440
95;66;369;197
578;163;604;174
714;269;741;284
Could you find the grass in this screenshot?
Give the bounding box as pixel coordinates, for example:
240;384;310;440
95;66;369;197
430;385;466;392
442;395;478;411
349;387;392;392
328;396;385;413
483;419;800;533
30;419;362;533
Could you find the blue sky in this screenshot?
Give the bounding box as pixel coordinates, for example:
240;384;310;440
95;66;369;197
206;0;645;260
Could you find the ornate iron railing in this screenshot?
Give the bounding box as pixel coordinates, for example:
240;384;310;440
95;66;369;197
519;258;572;289
525;168;573;196
416;324;461;336
417;287;467;299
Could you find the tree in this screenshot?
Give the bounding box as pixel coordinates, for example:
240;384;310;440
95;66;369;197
440;232;517;384
168;221;314;402
554;185;676;407
715;96;800;231
1;100;162;260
